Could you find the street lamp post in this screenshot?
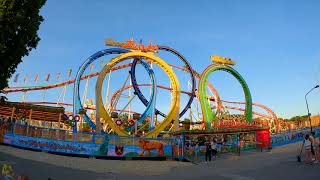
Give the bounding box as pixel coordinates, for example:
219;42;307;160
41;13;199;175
305;85;319;132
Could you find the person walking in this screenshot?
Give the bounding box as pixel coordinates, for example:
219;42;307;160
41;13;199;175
304;134;312;164
311;132;319;163
211;140;218;159
309;133;315;159
195;142;199;161
205;141;212;162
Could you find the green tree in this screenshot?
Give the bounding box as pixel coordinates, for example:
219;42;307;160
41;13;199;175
0;0;46;94
288;115;308;121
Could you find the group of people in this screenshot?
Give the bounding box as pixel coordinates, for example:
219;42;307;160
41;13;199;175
303;132;319;164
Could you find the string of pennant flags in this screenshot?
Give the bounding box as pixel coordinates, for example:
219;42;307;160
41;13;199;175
11;64;95;84
13;69;72;84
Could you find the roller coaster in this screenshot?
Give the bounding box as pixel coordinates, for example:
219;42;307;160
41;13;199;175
2;38;280;138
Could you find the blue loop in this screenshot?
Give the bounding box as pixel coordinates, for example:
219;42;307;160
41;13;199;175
126;58;157;132
73;48;130;130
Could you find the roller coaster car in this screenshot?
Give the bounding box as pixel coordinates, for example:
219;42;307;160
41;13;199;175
61;114;68;121
133;113;140;120
111;112;119;118
115;119;122;126
128;120;135;126
210;55;236;65
74;115;80;122
207;96;215;101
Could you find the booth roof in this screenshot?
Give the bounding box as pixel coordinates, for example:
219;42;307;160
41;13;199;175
0;101;65;113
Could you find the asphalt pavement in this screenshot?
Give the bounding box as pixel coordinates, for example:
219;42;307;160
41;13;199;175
0;152;114;180
1;142;320;180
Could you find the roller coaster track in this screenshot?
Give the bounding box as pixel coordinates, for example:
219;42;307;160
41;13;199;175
213;106;273;120
23;101;273;122
73;48;130;130
131;46;196;118
127;58;157;131
110;84;191;111
22;101;141;115
109;84;276;123
94;51;181;137
4;59;278;127
199;64;252;129
221;100;279;126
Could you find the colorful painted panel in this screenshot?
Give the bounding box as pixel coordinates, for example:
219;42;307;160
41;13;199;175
2;133;174;158
8;134;101;155
106;135;174;157
271;128;320;147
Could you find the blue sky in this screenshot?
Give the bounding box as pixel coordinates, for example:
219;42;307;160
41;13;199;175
7;0;320;119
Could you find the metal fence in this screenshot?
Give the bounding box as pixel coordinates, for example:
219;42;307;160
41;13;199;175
2;120;99;144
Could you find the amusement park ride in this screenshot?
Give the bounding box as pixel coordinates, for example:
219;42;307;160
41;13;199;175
0;38;282;159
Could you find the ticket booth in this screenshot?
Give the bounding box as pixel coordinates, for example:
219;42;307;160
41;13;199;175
255;129;271;148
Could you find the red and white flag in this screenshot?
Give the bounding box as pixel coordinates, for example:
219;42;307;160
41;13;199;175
13;73;19;83
67;69;72;78
34;74;39;83
99;60;104;68
23;75;29;84
45;74;50;81
57;72;61;80
90;64;94;71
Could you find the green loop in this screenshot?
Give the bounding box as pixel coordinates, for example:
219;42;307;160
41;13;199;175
199;64;252;129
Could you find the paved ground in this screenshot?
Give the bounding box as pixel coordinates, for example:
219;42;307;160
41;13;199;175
1;142;320;180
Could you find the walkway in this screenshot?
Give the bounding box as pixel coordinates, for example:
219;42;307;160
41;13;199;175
0;142;319;179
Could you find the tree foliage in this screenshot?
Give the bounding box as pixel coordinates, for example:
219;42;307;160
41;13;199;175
0;0;46;92
287;115;309;121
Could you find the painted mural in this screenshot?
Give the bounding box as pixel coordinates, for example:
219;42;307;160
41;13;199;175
106;135;173;157
271;127;320;147
2;133;174;158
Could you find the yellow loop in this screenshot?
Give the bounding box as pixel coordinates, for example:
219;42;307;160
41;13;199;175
95;51;180;138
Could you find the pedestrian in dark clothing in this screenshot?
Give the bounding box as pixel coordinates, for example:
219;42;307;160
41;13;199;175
211;140;218;159
205;141;212;162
